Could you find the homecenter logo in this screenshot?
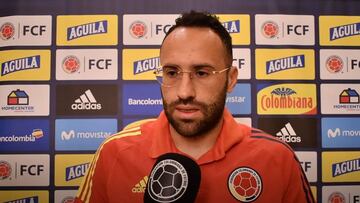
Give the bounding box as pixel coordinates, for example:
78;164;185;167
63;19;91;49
322;117;360;148
55;119;117;151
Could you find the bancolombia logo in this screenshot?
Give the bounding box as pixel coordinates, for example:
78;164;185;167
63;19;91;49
56;84;117;116
257;84;317;115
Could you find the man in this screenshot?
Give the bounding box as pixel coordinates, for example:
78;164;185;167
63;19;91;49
75;11;315;203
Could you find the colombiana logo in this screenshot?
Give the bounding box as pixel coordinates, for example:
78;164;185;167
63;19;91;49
129;21;147;38
328;192;346;203
261;21;279;38
228;167;262;202
0;22;15;40
62;55;80;74
261;87;313;111
326;55;343;73
0;161;11;180
146;159;188;202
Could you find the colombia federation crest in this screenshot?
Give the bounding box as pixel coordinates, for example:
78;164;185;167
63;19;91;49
228;167;262;202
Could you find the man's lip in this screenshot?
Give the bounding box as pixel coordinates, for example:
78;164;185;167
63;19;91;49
175;105;200;111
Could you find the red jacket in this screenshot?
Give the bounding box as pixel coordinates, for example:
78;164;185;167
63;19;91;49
75;109;314;203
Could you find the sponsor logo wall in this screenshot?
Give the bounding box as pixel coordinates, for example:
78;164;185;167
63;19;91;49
0;1;359;202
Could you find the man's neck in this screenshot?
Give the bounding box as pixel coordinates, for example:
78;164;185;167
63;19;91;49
169;119;224;160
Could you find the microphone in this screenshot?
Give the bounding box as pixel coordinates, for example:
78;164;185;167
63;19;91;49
144;153;201;203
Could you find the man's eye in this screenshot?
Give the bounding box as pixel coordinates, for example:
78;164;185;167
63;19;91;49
165;70;179;78
195;70;210;78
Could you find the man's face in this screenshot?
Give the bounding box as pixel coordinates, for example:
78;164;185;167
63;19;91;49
160;27;237;137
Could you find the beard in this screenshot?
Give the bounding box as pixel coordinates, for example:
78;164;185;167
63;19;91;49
162;82;228;138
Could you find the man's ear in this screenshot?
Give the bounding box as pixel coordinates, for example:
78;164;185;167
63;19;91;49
227;66;238;93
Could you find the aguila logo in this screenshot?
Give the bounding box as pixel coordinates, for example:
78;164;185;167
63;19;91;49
261;21;279;38
62;55;80;74
129;21;147;39
0;22;15;40
326;55;343;73
228;167;262;202
0;161;12;180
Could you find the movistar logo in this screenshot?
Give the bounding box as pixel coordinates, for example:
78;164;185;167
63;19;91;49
328;128;360;138
67;20;108;41
61;130;111;140
330;22;360;41
266;55;305;74
133;57;160;75
222;20;240;33
1;55;40;76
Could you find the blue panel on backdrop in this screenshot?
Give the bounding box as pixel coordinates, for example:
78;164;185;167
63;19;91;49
0;119;49;152
226;83;251;114
122;83;163;116
322;117;360;148
55;119;117;151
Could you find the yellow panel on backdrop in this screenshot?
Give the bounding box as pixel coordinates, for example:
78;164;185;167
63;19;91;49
322;151;360;182
319;16;360;46
0;190;48;203
0;50;50;81
122;49;160;80
255;49;315;80
217;15;250;45
56;15;118;46
55;154;94;186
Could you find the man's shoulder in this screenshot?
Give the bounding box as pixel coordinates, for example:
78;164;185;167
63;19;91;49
99;120;156;154
243;127;295;155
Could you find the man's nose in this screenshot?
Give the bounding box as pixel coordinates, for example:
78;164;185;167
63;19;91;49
176;72;196;100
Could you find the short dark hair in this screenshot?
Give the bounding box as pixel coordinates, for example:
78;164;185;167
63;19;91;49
162;10;233;66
